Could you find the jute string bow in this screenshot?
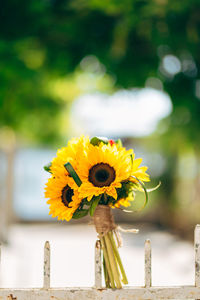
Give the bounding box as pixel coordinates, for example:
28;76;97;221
93;205;138;246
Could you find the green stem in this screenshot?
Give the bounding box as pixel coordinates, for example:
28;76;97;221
103;255;110;288
108;231;128;284
103;192;108;204
107;232;121;283
104;233;122;288
100;237;115;288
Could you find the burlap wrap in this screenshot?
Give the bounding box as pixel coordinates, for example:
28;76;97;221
93;205;117;237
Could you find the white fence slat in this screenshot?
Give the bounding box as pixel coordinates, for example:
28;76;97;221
95;240;102;288
144;239;152;287
0;243;1;285
1;225;200;299
195;224;200;287
43;241;50;289
1;286;200;300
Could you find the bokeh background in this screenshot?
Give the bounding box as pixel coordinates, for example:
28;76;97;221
0;0;200;289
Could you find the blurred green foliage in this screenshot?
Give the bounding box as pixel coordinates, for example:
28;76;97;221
1;0;200;147
1;0;200;233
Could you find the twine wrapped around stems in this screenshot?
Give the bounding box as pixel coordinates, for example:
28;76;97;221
93;205;117;237
93;205;139;238
93;204;138;288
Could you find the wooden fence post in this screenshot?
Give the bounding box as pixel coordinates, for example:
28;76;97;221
43;241;50;289
144;239;152;288
195;224;200;287
95;240;102;289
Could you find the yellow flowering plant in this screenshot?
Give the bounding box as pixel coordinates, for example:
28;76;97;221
44;135;151;288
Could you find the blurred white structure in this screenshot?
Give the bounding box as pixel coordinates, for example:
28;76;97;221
71;88;172;138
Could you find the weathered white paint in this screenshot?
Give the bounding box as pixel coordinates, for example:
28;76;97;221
43;241;50;289
0;286;200;300
195;224;200;288
0;226;200;299
144;239;151;287
95;240;102;289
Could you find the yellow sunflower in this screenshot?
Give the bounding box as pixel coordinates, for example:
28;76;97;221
112;151;150;209
78;142;133;201
114;194;134;208
50;135;90;177
129;154;150;183
45;175;81;221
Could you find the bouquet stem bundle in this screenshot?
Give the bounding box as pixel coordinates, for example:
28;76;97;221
94;205;128;288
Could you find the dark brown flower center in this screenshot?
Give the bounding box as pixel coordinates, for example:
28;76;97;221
61;185;74;207
89;163;116;187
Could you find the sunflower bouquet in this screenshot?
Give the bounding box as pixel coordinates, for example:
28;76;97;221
44;136;150;288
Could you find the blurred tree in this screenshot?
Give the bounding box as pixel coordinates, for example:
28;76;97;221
1;0;200;233
1;0;200;147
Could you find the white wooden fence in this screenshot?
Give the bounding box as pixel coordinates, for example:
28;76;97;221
0;225;200;299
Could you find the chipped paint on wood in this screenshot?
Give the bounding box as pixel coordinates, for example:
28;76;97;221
7;294;17;300
144;239;151;288
0;226;200;299
195;224;200;287
0;287;200;300
43;241;50;289
95;240;102;289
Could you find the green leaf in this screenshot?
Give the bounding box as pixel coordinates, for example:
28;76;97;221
72;209;88;219
130;176;148;210
89;195;102;216
147;181;161;192
64;162;82;187
130;154;133;166
90;136;108;146
44;162;52;173
115;139;123;147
